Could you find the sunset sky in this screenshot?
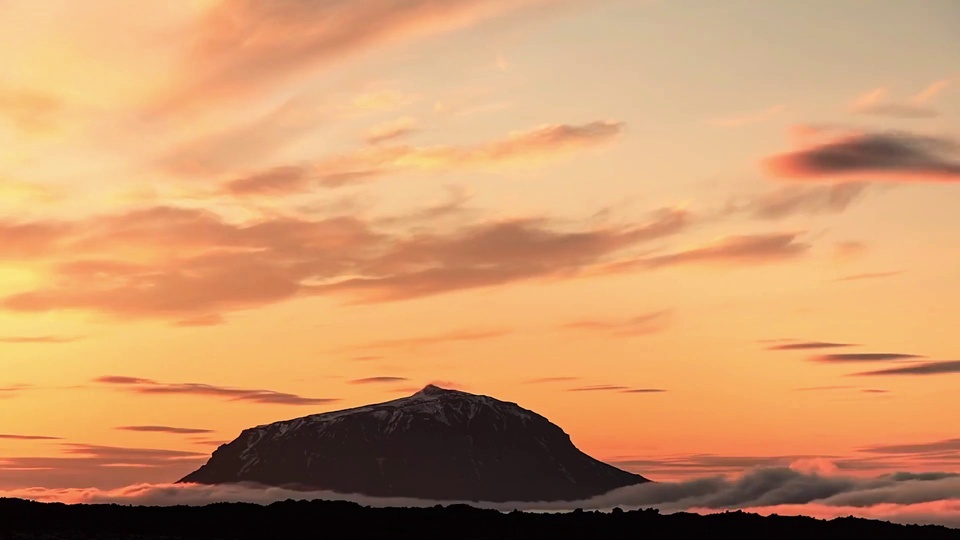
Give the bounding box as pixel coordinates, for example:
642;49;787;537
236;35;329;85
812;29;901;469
2;0;960;501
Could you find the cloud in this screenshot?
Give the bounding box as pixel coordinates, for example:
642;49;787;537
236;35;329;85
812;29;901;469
115;426;215;435
0;335;82;344
0;444;208;489
563;310;671;337
762;130;960;183
0;88;60;133
366;117;418;144
767;341;857;351
7;467;960;527
849;80;952;119
567;385;666;394
860;439;960;455
639;233;810;269
172;314;225;327
811;353;924;363
314;209;689;304
222;120;625;196
833;241;867;261
156;0;572;111
349;377;409;385
346;328;511;352
832;270;903;282
706;104;786;127
523;377;581;384
854;360;960;377
728;183;869;220
94;376;338;406
0;434;61;441
0;203;690;318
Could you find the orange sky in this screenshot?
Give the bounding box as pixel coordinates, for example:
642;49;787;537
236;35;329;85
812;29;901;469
2;0;960;491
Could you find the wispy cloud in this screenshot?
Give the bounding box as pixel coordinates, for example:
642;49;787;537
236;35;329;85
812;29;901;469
94;376;338;406
832;270;904;282
563;310;671;337
365;117;418;144
706;104;786;128
115;426;215;435
155;0;570;111
567;385;666;393
0;203;690;318
345;328;511;352
641;233;810;268
849;79;952;119
222;120;625;196
0;335;82;344
727;184;868;220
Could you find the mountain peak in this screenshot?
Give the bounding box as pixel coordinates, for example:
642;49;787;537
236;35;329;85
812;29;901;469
415;384;461;397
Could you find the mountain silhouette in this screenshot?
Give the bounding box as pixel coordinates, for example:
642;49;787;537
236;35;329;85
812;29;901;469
179;384;648;501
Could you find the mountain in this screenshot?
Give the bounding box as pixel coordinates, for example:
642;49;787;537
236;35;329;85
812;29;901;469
179;384;648;502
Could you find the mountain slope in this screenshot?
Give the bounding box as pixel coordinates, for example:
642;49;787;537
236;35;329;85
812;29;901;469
179;385;648;502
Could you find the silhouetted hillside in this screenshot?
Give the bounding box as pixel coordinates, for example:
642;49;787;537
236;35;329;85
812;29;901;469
1;498;957;539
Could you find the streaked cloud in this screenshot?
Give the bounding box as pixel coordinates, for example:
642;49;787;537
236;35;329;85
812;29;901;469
563;309;671;337
763;130;960;182
222;120;625;196
767;341;857;351
832;270;904;282
848;79;952;119
642;233;810;268
0;434;61;441
854;360;960;377
706;104;786;128
727;184;868;220
365;117;418;144
349;377;410;385
346;328;511;352
115;426;215;435
0;335;82;344
812;353;924;363
567;385;666;393
94;376;339;406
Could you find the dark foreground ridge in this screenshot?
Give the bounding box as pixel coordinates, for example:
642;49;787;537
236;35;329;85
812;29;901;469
1;498;957;540
180;384;646;502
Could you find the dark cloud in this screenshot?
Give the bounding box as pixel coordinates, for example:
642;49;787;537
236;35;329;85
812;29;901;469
763;131;960;182
0;335;81;344
767;341;857;351
563;309;671;337
94;376;338;406
0;434;61;441
854;360;960;376
0;443;208;489
0;205;690;319
832;270;904;282
349;377;409;385
729;183;868;220
811;353;923;363
115;426;215;435
639;233;810;268
861;439;960;455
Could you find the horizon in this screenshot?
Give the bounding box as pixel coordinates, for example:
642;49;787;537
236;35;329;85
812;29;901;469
1;0;959;528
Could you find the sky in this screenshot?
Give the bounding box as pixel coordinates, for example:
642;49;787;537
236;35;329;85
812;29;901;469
1;0;960;523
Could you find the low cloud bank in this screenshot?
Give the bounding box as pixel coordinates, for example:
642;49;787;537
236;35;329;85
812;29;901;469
3;467;958;527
